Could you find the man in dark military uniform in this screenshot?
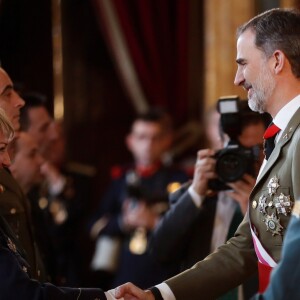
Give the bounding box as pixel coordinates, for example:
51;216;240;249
0;106;107;299
89;108;188;289
114;8;300;300
0;67;47;281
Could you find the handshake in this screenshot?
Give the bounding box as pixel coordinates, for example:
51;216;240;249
105;283;156;300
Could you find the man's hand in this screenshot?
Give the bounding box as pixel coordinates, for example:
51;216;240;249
226;173;256;214
114;282;155;300
122;200;160;230
191;149;217;196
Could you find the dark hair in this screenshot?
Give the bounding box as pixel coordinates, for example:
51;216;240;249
237;8;300;78
133;107;173;134
20;92;48;131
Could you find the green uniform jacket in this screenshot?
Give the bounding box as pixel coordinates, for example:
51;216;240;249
0;168;47;281
165;107;300;300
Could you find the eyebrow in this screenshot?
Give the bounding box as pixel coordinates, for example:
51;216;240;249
0;85;13;96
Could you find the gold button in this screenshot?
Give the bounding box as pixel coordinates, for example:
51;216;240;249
10;208;16;214
252;200;257;209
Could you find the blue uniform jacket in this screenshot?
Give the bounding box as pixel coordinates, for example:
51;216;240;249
0;215;106;300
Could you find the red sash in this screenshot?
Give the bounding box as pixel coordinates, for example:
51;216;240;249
257;261;273;293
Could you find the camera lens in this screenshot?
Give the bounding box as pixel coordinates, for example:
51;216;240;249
216;152;247;182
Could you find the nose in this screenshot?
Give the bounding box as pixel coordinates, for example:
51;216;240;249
13;91;25;108
234;68;244;86
2;150;11;168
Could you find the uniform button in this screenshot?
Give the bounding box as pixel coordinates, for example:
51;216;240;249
10;208;16;214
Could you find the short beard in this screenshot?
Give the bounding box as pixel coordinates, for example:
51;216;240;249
248;67;275;114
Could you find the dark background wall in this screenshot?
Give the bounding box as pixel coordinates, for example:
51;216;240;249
0;0;136;212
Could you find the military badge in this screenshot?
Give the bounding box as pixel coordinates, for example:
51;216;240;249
263;213;283;236
267;176;280;196
258;195;267;214
129;227;148;255
274;193;293;216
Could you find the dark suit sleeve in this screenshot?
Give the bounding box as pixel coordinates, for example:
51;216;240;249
149;187;203;264
0;246;106;300
253;213;300;300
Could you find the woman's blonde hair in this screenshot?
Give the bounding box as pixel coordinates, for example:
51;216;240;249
0;108;14;141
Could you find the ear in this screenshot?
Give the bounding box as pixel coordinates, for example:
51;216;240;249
273;50;285;74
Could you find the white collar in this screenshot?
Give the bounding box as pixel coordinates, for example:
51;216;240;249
273;95;300;132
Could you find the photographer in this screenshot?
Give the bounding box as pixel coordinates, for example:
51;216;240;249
149;98;269;300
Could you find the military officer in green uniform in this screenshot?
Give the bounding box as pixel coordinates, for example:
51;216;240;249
112;8;300;300
0;67;47;281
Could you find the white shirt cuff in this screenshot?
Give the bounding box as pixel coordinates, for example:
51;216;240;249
105;289;123;299
188;185;204;208
155;283;176;300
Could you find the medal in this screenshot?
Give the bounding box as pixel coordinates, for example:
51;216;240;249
129;227;148;255
274;193;293;216
267;176;280;196
258;195;267;214
7;238;17;253
263;213;283;236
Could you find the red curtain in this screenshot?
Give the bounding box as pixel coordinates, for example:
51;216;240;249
92;0;189;124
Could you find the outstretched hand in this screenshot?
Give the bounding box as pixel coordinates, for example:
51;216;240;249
113;282;155;300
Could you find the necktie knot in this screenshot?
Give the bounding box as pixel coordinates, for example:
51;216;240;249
263;123;281;139
263;123;281;160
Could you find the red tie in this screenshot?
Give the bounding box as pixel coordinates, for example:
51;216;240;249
263;123;281;160
263;123;281;139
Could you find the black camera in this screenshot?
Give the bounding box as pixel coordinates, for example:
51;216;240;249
208;96;260;191
125;170;168;205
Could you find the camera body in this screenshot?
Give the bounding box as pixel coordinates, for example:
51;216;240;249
208;96;259;191
125;170;168;205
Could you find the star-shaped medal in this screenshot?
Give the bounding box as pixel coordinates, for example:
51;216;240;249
263;213;283;236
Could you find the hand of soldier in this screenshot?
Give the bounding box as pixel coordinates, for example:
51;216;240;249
122;200;159;230
40;161;66;195
226;173;256;215
114;282;155;300
191;149;217;196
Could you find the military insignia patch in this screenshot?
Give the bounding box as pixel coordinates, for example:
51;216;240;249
267;176;280;196
263;213;283;236
274;193;293;216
